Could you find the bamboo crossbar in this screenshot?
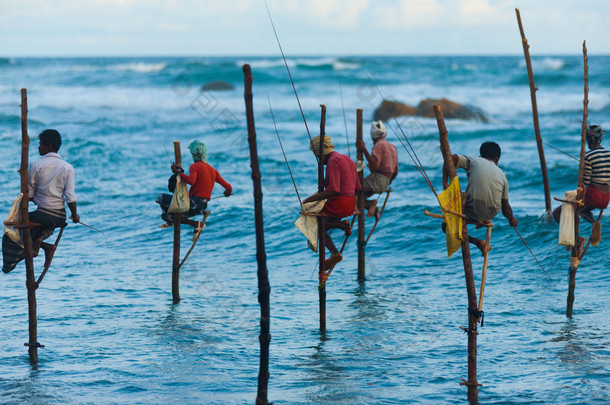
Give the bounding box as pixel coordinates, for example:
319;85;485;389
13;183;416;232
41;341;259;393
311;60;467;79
553;197;582;206
3;221;42;228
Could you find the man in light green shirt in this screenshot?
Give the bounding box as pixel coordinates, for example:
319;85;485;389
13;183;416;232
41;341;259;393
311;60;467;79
444;141;518;255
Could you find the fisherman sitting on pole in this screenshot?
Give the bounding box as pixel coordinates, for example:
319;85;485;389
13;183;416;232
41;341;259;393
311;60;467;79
303;135;360;269
355;121;398;219
3;129;79;273
553;125;610;241
444;141;518;255
157;140;231;233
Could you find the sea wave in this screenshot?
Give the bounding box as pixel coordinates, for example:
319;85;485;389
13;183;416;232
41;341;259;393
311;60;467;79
110;62;168;73
237;57;360;71
519;57;566;71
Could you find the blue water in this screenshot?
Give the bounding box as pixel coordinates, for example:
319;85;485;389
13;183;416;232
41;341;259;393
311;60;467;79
1;56;609;404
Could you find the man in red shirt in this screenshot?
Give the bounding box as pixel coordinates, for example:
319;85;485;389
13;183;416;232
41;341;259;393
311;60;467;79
356;121;398;219
157;140;232;233
303;135;361;269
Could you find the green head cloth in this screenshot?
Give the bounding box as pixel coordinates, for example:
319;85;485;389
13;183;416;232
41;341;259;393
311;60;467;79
188;140;208;162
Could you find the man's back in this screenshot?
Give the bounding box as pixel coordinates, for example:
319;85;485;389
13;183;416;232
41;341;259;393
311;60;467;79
29;152;76;210
584;147;610;186
325;151;361;196
371;138;398;179
457;155;508;222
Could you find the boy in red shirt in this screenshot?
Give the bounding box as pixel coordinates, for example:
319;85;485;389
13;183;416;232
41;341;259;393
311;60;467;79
157;140;232;234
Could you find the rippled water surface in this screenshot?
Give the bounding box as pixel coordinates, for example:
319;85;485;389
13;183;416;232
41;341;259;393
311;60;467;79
1;56;609;404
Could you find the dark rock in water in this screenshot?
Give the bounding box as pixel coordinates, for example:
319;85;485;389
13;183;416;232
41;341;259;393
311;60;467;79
373;100;417;121
415;98;488;122
201;81;235;91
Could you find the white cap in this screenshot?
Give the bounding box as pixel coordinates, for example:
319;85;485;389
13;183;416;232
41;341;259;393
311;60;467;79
370;121;387;139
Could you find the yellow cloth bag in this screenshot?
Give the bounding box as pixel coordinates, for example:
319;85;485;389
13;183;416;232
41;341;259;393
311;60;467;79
437;176;463;257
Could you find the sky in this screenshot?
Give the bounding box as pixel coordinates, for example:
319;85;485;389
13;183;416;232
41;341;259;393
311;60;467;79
1;0;609;57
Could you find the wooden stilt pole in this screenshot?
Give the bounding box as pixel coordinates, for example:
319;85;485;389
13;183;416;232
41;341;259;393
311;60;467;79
172;141;182;304
318;105;327;332
19;89;40;363
356;109;365;282
516;8;552;214
477;226;492;320
567;41;589;318
434;105;480;402
243;64;271;405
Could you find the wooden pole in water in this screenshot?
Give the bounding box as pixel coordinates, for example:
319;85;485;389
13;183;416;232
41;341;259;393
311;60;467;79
243;64;271;405
567;41;589;317
516;8;552;214
172;141;182;304
19;89;39;363
356;109;365;281
434;105;480;402
318;105;327;332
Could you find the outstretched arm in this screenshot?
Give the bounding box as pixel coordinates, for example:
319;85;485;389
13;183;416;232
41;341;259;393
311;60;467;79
442;155;460;189
502;199;518;228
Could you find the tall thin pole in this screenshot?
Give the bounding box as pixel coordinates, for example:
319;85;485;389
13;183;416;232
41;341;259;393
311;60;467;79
172;141;182;304
567;41;589;317
434;105;479;402
243;64;271;405
356;109;365;281
20;89;38;363
516;8;552;214
318;105;327;333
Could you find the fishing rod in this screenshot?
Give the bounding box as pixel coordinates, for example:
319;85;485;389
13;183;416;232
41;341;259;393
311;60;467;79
268;94;303;207
338;74;351;158
210;193;233;200
75;220;104;234
364;72;438;198
513;227;552;281
263;0;314;152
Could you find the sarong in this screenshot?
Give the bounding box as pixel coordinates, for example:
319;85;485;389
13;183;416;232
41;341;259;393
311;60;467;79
156;193;208;223
322;195;356;219
362;172;390;199
2;207;66;274
585;186;610;209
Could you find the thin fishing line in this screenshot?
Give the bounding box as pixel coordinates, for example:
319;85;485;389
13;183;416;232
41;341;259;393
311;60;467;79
267;94;303;207
263;0;313;150
513;227;553;282
364;73;438;198
338;74;351;158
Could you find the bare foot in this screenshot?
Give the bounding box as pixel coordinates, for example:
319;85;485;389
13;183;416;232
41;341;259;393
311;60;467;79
339;220;351;236
324;253;342;270
366;200;377;217
41;242;56;269
374;207;380;221
478;241;492;257
591;221;601;246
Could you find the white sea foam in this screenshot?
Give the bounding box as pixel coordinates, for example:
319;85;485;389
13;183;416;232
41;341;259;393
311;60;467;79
110;62;167;73
519;57;566;71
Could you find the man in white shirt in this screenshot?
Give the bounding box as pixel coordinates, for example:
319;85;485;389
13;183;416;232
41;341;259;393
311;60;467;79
2;129;79;273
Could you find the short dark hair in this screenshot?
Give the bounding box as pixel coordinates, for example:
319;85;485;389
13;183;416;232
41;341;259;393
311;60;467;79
39;129;62;152
480;141;501;160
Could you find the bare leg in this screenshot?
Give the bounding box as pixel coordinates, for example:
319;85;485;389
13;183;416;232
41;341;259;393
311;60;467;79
364;199;377;217
442;222;491;256
323;232;343;269
580;206;596;224
325;218;351;236
32;236;43;257
468;235;491;256
552;206;562;224
40;241;56;268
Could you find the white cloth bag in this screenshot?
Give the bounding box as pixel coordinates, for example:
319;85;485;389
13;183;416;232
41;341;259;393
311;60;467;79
558;190;578;247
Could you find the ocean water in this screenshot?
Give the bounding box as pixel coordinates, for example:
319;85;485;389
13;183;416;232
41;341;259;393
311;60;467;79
0;55;609;404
